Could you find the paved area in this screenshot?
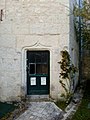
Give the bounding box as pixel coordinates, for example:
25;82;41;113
15;102;63;120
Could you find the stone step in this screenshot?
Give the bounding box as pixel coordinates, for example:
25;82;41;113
26;95;50;102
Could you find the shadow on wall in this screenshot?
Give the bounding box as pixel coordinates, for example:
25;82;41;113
82;50;90;79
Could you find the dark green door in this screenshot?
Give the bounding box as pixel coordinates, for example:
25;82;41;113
27;51;50;95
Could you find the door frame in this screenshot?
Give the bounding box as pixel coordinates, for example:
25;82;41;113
27;50;50;95
21;47;51;96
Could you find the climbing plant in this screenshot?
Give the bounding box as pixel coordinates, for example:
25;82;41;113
73;0;90;49
59;50;77;102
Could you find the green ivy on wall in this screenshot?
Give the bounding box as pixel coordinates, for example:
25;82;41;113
59;50;77;102
73;0;90;49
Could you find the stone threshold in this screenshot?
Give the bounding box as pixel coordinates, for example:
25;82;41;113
26;95;50;102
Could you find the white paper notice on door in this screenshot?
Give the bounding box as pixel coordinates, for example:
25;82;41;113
30;77;36;85
41;77;46;85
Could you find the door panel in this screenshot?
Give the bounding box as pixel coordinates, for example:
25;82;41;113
27;51;50;95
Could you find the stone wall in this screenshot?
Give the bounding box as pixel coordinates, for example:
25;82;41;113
69;0;79;90
0;0;78;101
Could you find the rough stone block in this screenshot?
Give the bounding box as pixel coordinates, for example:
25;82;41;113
0;35;16;48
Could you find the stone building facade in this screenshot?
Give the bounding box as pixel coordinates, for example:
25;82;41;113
0;0;79;101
